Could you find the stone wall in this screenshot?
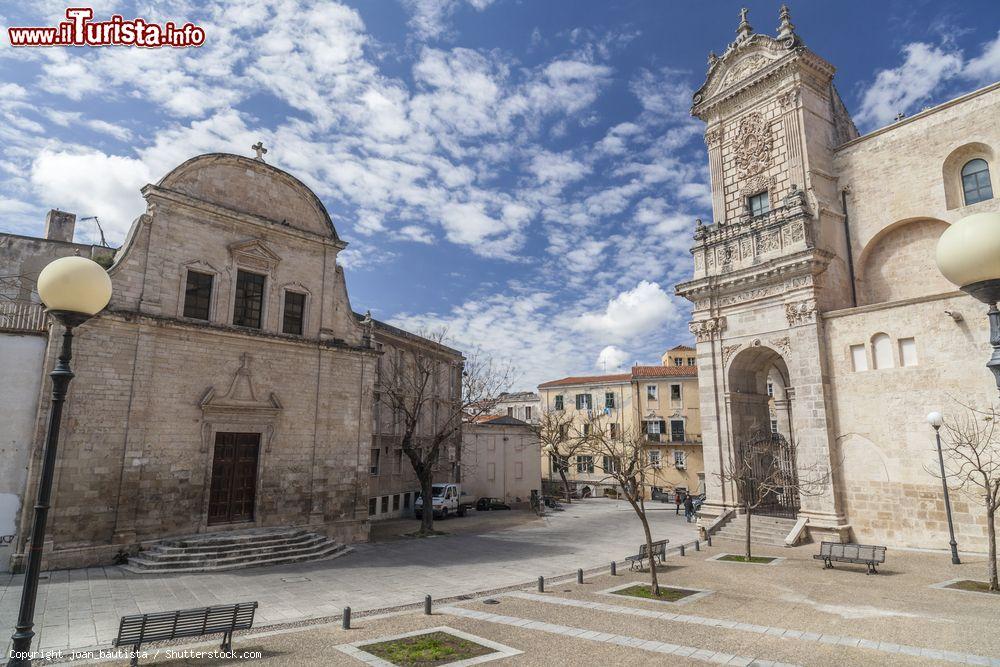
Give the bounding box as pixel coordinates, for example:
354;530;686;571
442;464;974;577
823;292;996;551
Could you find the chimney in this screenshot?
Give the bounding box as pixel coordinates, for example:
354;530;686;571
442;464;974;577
44;209;76;243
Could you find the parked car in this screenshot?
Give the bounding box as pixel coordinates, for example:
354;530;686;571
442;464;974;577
476;497;511;511
691;494;706;511
414;483;474;519
650;486;671;503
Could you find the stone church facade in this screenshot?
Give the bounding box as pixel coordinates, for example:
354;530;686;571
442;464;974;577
677;8;1000;550
10;154;386;570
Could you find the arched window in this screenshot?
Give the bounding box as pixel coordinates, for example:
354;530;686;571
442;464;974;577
962;159;993;206
871;333;893;370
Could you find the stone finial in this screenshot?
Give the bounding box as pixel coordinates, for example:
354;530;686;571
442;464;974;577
776;4;795;40
251;141;268;161
735;7;753;43
707;51;719;68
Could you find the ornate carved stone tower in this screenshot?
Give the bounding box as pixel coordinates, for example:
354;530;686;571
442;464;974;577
676;6;857;541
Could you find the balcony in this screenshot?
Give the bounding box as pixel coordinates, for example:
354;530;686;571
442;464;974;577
0;300;48;334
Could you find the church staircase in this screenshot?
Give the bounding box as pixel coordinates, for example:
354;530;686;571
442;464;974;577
711;514;800;548
120;527;351;574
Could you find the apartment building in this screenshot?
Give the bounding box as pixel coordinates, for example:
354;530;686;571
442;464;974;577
537;347;704;499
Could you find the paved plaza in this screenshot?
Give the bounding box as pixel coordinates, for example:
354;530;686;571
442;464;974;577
138;540;1000;666
0;499;696;659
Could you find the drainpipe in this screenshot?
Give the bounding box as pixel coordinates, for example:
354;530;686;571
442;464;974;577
841;187;858;307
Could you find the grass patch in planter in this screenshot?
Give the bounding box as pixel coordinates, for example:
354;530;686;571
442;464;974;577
610;584;699;602
361;630;494;666
718;554;778;564
945;580;1000;595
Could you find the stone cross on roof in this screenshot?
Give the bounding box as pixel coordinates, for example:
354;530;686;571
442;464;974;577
251;141;268;161
735;7;753;43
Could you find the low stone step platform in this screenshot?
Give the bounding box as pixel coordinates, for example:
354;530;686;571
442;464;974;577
711;515;799;548
121;527;352;574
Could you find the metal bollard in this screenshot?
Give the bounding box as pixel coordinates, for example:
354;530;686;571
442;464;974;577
538;576;544;593
610;561;617;576
680;544;686;556
707;534;712;547
577;568;583;584
695;540;701;552
424;595;432;615
342;607;351;630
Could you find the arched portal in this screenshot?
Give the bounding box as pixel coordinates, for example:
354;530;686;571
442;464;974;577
727;345;799;518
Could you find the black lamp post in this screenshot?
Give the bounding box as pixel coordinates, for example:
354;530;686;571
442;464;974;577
926;411;961;565
7;257;111;667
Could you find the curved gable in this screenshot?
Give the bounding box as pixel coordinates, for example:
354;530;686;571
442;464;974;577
157;153;339;240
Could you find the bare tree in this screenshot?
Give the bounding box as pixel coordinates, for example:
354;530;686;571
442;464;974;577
940;404;1000;591
380;330;514;536
584;415;665;595
531;409;583;502
718;428;830;562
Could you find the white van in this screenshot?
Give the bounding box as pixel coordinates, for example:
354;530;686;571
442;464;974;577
413;483;470;519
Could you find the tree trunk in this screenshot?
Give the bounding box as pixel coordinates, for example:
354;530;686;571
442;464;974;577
558;467;572;504
987;504;998;592
419;470;435;535
744;504;752;562
637;502;659;596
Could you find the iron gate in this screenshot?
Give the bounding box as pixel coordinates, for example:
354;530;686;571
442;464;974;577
733;428;800;519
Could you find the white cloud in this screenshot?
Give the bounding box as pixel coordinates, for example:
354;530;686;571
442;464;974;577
402;0;496;41
30;150;151;239
856;42;963;128
964;30;1000;82
856;32;1000;130
596;345;629;372
575;281;679;341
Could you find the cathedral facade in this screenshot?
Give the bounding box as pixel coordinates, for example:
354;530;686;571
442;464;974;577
677;8;1000;550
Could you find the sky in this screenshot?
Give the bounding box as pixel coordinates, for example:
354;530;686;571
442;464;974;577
1;1;999;390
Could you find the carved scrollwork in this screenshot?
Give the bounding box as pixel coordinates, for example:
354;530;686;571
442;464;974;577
690;316;727;342
740;174;775;197
732;111;772;179
704;128;722;147
721;54;769;88
785;298;817;326
722;343;742;366
769;336;791;356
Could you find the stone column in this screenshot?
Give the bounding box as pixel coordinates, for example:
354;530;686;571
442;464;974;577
705;127;724;224
785;314;849;539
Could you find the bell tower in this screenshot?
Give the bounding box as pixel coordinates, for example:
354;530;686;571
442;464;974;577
677;7;857;543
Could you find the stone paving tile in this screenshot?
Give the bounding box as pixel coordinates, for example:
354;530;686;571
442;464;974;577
0;501;696;658
504;591;1000;666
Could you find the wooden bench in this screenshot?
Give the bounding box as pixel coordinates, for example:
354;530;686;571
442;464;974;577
813;541;886;575
624;539;669;571
114;601;257;665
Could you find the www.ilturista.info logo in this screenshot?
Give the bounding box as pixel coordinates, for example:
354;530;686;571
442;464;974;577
8;8;205;48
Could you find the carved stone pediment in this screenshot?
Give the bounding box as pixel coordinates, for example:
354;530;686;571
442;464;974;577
228;239;282;271
200;354;283;451
694;38;793;107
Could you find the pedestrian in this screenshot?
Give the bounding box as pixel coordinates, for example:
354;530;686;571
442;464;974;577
674;489;682;515
684;494;695;523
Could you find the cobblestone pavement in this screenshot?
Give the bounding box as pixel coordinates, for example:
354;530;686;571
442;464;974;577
116;540;1000;666
0;499;696;658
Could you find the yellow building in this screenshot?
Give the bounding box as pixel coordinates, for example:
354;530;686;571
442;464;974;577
537;346;704;499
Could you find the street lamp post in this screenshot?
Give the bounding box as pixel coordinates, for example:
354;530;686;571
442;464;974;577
7;256;111;667
926;411;961;564
936;211;1000;392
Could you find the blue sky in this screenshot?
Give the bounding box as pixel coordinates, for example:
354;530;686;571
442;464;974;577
1;1;999;388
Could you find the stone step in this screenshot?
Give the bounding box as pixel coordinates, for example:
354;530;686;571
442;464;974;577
160;528;310;550
120;544;353;574
123;542;350;574
123;529;350;574
141;534;330;561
